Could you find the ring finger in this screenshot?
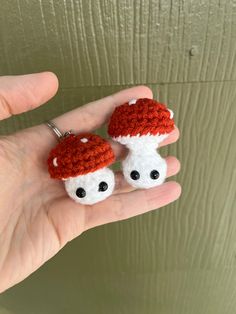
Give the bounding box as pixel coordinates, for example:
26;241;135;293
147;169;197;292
113;156;180;194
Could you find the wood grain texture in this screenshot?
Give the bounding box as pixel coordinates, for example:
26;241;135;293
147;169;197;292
0;0;235;87
0;81;236;314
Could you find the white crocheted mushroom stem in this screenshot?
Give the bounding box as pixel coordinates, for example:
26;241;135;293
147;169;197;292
113;133;169;151
112;134;169;189
122;150;167;189
64;167;115;205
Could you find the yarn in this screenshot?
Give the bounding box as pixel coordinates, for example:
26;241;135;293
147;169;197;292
48;133;115;179
108;98;174;138
122;149;167;189
107;98;174;189
65;167;115;205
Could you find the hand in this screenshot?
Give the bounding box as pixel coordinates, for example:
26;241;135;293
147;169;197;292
0;72;181;293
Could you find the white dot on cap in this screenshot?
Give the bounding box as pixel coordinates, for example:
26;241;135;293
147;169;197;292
168;109;174;119
80;138;88;143
128;99;137;105
53;157;58;167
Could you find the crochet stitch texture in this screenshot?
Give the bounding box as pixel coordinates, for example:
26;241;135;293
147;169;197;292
48;133;115;179
108;98;174;138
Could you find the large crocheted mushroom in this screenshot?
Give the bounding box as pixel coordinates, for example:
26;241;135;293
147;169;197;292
48;133;115;205
108;98;174;189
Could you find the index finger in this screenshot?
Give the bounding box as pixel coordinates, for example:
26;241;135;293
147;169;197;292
47;85;153;137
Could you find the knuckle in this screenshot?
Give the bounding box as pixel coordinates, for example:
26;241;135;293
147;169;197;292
0;93;12;119
0;138;9;158
111;195;126;220
114;173;123;191
0;136;18;165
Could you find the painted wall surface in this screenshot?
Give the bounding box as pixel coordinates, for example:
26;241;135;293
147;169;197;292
0;1;236;313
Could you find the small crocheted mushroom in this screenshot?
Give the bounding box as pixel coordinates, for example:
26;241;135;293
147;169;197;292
48;133;115;205
108;98;174;189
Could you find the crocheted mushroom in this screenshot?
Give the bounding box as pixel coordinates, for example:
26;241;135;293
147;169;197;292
108;98;174;189
48;133;115;205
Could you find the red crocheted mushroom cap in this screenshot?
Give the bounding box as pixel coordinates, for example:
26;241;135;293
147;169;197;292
48;133;115;179
108;98;174;138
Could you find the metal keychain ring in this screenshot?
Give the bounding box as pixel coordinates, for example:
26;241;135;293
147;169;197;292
45;121;73;141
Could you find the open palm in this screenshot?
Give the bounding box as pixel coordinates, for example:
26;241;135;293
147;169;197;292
0;72;181;293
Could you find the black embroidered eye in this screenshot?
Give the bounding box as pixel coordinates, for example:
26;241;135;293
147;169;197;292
76;187;86;198
98;181;108;192
130;170;140;180
150;170;159;180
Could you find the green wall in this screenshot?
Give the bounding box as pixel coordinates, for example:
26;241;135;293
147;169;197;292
0;1;236;313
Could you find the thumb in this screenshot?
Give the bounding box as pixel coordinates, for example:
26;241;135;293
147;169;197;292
0;72;59;121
